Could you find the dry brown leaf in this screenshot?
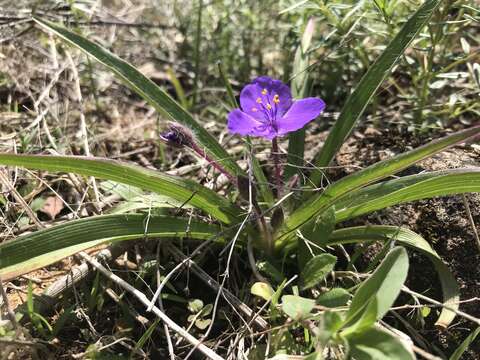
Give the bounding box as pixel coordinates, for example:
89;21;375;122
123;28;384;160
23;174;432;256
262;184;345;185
40;196;64;219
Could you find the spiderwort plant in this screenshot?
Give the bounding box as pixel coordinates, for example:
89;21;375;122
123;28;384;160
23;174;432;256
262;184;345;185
227;76;325;195
3;11;480;359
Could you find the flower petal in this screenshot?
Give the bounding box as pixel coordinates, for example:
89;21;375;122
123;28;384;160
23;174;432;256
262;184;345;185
228;109;276;139
253;76;292;115
276;98;326;136
239;83;265;120
228;109;262;136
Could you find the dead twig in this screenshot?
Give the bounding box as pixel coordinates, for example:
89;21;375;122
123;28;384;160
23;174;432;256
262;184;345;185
0;276;19;331
22;244;129;316
167;244;269;331
0;338;49;350
462;194;480;252
411;345;443;360
402;286;480;326
78;251;225;360
0;15;172;29
65;50;101;213
0;170;43;230
156;242;175;360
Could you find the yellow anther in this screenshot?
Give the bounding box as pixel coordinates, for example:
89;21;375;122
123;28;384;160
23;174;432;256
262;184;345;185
261;88;268;95
256;97;262;103
273;94;280;104
251;107;257;112
266;104;272;110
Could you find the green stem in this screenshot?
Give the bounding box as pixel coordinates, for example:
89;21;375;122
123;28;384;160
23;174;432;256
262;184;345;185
217;61;238;108
272;137;283;198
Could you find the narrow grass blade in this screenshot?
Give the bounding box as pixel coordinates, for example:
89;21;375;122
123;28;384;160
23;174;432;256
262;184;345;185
167;67;190;109
334;169;480;222
284;18;315;181
0;154;242;224
134;319;161;352
277;126;480;246
450;326;480;360
32;17;243;178
192;0;203;106
0;214;220;280
310;0;443;185
217;61;238;109
279;0;309;15
327;225;459;328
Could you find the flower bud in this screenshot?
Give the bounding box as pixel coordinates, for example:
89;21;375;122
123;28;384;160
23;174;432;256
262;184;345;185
159;123;193;148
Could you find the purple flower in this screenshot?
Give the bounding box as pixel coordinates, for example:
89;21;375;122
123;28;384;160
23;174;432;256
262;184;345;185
227;76;325;139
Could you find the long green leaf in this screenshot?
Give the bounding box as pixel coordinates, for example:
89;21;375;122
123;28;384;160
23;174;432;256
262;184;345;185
0;154;241;224
276;126;480;247
310;0;443;185
334;169;480;222
327;225;459;328
0;214;220;280
32;17;243;178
